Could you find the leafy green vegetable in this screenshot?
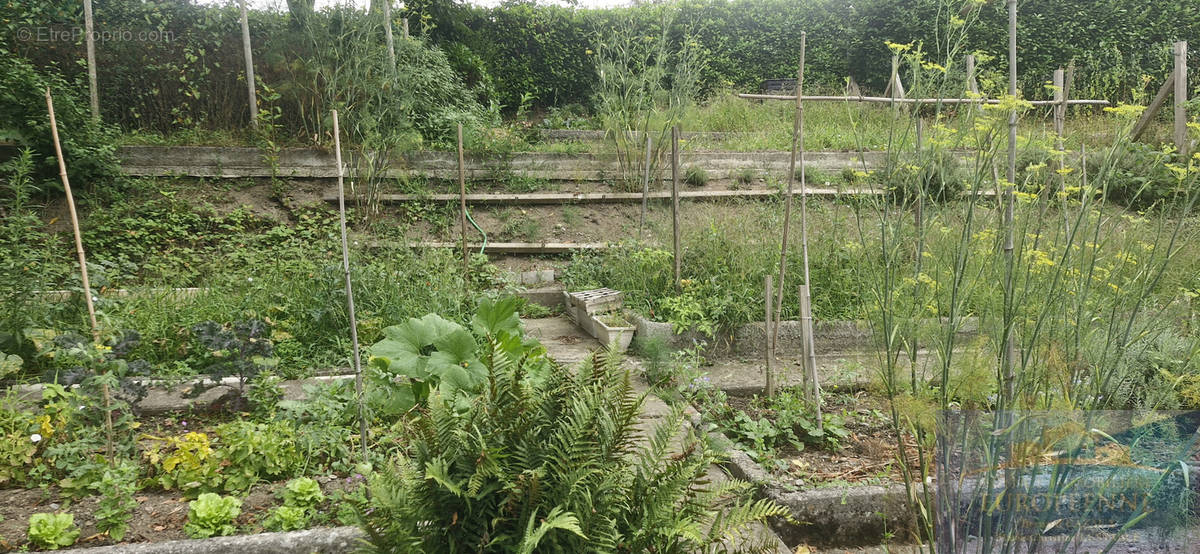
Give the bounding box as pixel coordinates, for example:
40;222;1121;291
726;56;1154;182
184;493;242;539
27;512;79;550
263;505;310;532
282;477;324;509
216;421;302;491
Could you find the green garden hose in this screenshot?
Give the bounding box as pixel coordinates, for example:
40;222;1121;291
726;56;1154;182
465;207;487;254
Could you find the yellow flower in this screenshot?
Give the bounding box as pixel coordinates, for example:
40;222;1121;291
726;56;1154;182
1102;103;1145;119
1030;249;1055;268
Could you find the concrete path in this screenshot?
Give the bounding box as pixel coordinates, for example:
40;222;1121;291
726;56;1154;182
699;348;955;396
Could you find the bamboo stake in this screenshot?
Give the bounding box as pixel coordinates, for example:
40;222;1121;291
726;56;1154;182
333;110;370;464
771;51;804;370
765;275;775;398
799;284;821;429
459;123;469;283
47;88;113;464
1175;41;1189;158
238;0;258;130
1002;0;1018;416
795;33;820;424
82;0;99;121
382;0;396;69
640;134;651;241
671;125;681;289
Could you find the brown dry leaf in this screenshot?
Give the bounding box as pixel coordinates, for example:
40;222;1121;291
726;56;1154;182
153;525;166;531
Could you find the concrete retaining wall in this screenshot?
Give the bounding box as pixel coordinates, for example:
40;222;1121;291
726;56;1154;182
116;146;886;182
628;311;979;356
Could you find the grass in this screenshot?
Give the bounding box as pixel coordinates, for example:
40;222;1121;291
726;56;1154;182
561;191;1200;343
119;91;1170;158
683;166;709;187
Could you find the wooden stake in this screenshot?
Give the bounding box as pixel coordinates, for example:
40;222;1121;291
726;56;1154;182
1131;70;1175;142
458;123;469;282
47;88;113;464
887;54;906;100
402;18;409;38
1175;41;1189;158
239;0;258;130
765;274;775;398
382;0;396;69
1054;68;1069;232
846;76;862;98
640;134;651;241
333;110;370;465
82;0;99;121
965;54;979;95
671;125;681;289
1053;68;1065;172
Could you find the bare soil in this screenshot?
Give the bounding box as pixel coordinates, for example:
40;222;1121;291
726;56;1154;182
0;482;279;551
0;414;358;552
722;391;923;488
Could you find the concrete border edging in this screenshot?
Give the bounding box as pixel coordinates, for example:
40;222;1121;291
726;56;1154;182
59;526;365;554
689;413;919;548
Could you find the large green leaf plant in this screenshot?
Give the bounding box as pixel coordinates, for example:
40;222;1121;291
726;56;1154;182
367;297;547;416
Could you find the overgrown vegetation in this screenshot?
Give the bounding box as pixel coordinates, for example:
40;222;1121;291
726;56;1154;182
359;306;787;552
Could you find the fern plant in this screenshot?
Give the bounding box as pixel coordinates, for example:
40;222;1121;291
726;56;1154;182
358;304;785;553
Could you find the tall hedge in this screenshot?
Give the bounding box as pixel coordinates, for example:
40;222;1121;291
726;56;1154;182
5;0;1197;137
444;0;1199;110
